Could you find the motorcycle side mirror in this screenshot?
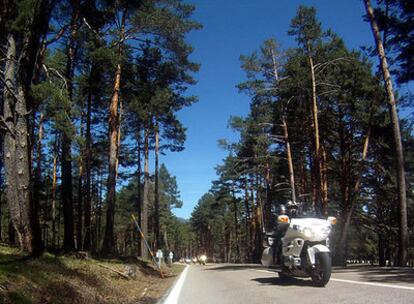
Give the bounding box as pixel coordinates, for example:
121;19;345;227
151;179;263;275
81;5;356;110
328;216;337;225
278;214;290;224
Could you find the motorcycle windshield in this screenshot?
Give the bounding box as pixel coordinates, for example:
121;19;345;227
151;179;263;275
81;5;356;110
296;204;326;219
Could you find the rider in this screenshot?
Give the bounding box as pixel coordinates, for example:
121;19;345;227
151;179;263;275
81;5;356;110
268;201;299;264
286;200;299;217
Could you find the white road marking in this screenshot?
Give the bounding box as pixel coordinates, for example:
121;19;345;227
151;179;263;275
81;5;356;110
331;278;414;291
249;268;414;291
252;269;276;274
163;265;190;304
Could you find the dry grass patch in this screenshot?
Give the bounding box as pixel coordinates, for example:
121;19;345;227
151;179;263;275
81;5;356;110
0;244;183;304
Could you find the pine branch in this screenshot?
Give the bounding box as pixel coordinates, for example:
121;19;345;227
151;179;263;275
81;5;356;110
42;64;68;89
82;17;103;41
0;74;19;102
0;115;15;137
45;24;68;46
314;57;353;74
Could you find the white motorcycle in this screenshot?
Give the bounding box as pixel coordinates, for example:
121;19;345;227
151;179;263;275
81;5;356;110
261;207;336;287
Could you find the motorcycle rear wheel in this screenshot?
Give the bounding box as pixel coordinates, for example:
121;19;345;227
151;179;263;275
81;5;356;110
311;252;331;287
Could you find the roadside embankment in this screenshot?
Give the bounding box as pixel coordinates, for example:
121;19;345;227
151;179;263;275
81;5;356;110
0;244;184;304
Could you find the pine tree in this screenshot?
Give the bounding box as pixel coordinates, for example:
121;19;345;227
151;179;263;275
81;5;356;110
364;0;408;266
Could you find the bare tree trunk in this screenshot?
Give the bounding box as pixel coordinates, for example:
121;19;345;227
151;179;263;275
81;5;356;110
141;128;150;259
282;116;296;203
336;116;371;265
321;146;328;210
101;9;126;256
3;33;35;253
61;0;80;252
269;45;297;204
51;134;59;249
163;230;169;250
244;177;251;261
253;182;263;262
77;112;84;250
83;74;92;251
308;47;328;214
101;60;121;255
364;0;408;266
33;112;44;245
231;187;240;262
115;98;123;180
96;166;103;251
136;132;142;256
308;43;328;215
0;166;2;241
154;120;160;248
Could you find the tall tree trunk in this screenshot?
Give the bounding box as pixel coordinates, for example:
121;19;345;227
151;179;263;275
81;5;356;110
0;175;2;241
115;98;123;180
137;136;142;217
321;146;328;210
2;0;51;254
244;177;251;261
61;133;75;251
163;230;169;250
96;166;103;251
378;231;386;266
0;127;3;241
136;132;142;256
364;0;408;267
154;120;160;248
282;116;296;203
8;218;16;245
101;9;126;256
51;133;59;249
77;112;84;250
33;112;44;245
269;45;297;204
335;115;372;265
231;187;240;262
307;46;328;214
61;0;80;252
83;73;92;251
3;34;33;252
141;128;150;259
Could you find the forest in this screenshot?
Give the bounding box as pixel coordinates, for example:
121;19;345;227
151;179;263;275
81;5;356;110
0;0;198;260
190;2;414;267
0;0;413;269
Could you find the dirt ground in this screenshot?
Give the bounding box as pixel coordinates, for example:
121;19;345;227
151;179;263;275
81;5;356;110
0;244;184;304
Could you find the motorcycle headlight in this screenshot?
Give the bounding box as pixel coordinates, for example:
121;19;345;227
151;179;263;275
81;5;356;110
293;225;305;233
303;228;313;238
293;225;314;238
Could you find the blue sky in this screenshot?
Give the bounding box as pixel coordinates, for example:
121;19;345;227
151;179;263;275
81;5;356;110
159;0;376;219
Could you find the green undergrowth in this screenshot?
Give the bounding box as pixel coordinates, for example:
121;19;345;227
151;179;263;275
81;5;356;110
0;243;183;304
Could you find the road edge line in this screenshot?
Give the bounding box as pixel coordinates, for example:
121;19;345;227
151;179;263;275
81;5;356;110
158;264;190;304
331;278;414;291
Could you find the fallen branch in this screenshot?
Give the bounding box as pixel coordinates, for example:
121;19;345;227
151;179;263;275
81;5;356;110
97;263;130;280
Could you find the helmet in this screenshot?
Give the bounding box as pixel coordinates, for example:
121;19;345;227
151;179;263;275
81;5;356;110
286;200;298;216
278;204;287;215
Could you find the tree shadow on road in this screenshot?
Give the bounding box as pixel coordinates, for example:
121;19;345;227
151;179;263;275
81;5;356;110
334;266;414;285
252;276;315;287
360;269;414;285
204;264;263;272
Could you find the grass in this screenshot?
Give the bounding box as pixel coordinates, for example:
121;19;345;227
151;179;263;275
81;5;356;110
0;243;184;304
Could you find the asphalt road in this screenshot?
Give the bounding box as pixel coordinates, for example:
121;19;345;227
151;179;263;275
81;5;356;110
173;264;414;304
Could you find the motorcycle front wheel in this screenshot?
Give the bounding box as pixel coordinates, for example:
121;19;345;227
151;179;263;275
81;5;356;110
311;252;331;287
